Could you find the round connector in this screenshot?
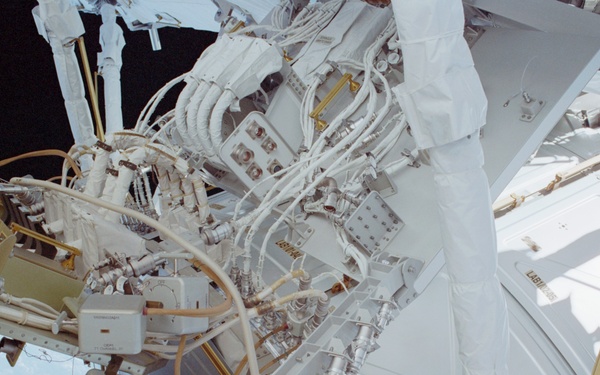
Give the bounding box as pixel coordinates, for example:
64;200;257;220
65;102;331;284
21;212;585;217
262;138;277;153
247;123;266;139
232;144;254;165
247;165;263;180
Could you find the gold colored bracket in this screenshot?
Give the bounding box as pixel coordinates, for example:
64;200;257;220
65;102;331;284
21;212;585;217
309;73;360;131
10;223;81;271
228;21;245;34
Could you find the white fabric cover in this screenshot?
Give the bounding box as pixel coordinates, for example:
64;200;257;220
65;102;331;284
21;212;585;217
225;40;283;98
32;0;96;148
391;0;487;149
428;135;509;375
391;1;509;374
293;2;391;82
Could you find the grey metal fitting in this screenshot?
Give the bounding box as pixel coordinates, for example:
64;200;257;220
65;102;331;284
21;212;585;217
201;222;234;245
292;273;312;310
240;270;254;298
305;294;329;334
326;355;348;375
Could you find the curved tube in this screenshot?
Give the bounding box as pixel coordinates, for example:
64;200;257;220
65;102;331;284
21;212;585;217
11;177;261;375
185;81;210;151
174;79;198;145
209;90;236;153
0;149;82;179
196;84;223;156
245;269;307;306
174;334;187;375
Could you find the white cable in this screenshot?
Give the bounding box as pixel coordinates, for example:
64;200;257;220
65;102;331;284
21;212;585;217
136;74;185;133
11;177;261;375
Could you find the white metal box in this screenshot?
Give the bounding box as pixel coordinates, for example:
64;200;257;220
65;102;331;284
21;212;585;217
143;276;209;334
79;294;146;354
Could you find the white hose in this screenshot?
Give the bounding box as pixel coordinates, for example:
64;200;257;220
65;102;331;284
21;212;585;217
11;177;261;375
196;84;223;156
136;74;186;133
185;81;210;151
209;90;236;152
174;79;199;144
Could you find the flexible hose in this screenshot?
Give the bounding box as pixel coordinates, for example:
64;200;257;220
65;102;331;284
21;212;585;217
0;150;82;178
246;269;307;305
209;90;236;152
185;81;210;151
174;334;187;375
196;84;223;156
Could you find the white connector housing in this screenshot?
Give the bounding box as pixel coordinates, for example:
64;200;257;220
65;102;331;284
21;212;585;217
143;276;209;334
79;294;146;354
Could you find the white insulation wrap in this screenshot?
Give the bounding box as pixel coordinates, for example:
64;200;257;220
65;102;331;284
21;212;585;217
391;1;509;374
32;0;96;148
224;39;283;98
293;2;391;82
391;0;486;149
428;135;509;375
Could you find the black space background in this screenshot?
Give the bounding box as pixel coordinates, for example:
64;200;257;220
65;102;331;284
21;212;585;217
0;1;216;181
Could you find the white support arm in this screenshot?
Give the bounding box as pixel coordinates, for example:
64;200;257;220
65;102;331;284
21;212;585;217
32;0;96;149
98;4;125;134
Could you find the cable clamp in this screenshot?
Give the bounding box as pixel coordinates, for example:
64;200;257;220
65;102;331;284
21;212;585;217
118;160;138;171
105;168;119;177
95;141;113;152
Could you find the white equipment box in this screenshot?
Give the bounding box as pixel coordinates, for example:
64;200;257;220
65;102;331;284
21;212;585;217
79;294;146;355
143;276;209;335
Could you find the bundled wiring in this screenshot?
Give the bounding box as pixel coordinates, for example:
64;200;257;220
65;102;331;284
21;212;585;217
10;177;262;375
